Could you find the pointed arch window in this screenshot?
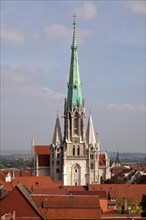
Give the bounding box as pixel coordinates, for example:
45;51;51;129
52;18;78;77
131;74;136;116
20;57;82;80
73;145;75;156
77;145;80;156
74;112;78;135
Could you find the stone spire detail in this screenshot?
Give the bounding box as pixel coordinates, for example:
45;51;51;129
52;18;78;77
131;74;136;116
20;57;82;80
52;114;62;146
86;115;96;145
116;151;120;163
67;15;82;108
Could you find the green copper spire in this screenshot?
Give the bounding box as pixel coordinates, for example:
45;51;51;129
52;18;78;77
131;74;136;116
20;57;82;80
67;15;83;108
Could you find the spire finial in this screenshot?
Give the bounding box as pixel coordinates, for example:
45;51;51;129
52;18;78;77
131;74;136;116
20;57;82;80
73;14;76;32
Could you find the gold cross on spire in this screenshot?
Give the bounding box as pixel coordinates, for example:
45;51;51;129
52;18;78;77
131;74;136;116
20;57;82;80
73;14;76;31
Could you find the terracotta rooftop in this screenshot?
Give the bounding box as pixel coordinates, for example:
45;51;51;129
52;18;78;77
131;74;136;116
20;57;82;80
34;145;50;155
0;183;45;219
11;176;57;190
0;180;13;192
0;170;5;181
111;166;129;175
62;185;86;191
32;195;101;219
89;184;146;203
67;190;107;199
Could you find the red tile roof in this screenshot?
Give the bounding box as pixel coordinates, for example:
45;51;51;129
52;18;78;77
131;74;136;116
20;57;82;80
62;185;86;191
0;183;45;219
11;176;57;189
21;169;32;176
34;145;50;155
89;184;146;203
67;190;107;199
0;170;5;181
0;180;13;192
111;166;129;175
32;195;101;219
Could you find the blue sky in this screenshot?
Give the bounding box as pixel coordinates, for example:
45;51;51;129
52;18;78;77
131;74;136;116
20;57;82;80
1;0;145;153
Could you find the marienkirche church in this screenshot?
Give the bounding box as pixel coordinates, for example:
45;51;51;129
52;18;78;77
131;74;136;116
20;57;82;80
32;17;111;185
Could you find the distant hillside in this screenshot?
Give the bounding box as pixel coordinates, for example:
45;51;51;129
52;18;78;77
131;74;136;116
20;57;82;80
110;152;146;164
1;149;145;164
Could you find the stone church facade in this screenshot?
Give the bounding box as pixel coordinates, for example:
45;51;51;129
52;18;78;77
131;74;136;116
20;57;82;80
33;19;111;185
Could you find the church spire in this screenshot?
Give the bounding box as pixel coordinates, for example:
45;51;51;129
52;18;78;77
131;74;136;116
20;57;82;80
67;15;83;108
52;114;62;146
116;150;120;164
86;115;96;145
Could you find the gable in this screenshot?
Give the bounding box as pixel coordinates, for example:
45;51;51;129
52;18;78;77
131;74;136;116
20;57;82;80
0;186;43;219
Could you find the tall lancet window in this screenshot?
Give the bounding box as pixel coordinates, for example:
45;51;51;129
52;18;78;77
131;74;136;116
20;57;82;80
77;146;80;156
73;145;75;155
74;112;78;135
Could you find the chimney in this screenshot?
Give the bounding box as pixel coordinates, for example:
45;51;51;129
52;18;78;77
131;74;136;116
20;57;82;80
13;211;16;220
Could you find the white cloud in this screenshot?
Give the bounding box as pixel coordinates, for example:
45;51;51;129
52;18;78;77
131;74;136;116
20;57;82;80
1;65;65;101
125;1;146;15
107;103;146;112
93;102;145;113
75;1;97;20
1;25;24;44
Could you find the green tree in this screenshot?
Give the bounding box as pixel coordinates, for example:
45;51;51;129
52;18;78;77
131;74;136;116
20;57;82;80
117;196;142;214
141;194;146;217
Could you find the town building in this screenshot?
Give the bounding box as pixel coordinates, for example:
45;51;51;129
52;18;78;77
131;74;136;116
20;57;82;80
33;17;111;185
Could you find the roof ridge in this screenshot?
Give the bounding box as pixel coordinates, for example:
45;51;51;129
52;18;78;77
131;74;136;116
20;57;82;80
16;182;46;220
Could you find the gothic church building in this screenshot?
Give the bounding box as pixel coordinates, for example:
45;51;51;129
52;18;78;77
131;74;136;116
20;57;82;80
33;19;111;185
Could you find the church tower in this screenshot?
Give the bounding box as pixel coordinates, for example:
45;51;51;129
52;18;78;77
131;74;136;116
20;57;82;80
62;16;87;186
49;16;111;185
61;16;103;186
